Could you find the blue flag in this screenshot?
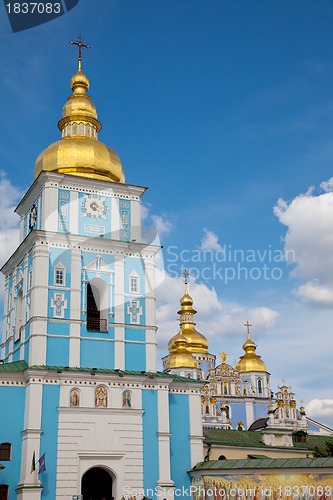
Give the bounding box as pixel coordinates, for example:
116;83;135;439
37;453;46;474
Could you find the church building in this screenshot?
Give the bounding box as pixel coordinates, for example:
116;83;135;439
0;48;204;500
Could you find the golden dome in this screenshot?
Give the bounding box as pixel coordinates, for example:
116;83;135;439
235;330;268;373
34;66;125;183
165;333;199;370
168;286;209;354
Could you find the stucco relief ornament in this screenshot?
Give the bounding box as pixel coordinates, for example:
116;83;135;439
81;194;108;221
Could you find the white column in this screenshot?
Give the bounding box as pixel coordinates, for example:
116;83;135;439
144;257;157;371
157;387;174;500
131;199;142;242
245;400;254;429
29;245;49;365
69;190;79;235
111;197;120;240
114;255;125;368
43;185;59;232
17;376;45;500
69;249;82;367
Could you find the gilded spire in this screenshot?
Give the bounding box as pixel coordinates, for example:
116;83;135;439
167;278;209;354
34;37;125;183
234;322;268;373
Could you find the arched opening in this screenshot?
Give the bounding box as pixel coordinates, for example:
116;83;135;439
81;467;113;500
87;279;108;332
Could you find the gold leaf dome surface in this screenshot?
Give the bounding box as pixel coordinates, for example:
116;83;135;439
235;335;268;373
34;67;125;183
168;287;209;354
166;334;199;370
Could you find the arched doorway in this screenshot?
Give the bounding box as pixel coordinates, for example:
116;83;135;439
81;467;113;500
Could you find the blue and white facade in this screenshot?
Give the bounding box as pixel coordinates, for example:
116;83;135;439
0;63;204;499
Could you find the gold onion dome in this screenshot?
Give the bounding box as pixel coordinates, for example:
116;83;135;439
168;286;209;354
235;331;268;373
34;65;125;183
166;333;199;370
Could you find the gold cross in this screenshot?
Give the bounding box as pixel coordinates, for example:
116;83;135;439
244;320;252;338
70;34;91;70
180;268;191;285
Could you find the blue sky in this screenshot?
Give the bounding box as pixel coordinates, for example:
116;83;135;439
0;0;333;426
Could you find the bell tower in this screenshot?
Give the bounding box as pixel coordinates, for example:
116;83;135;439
1;40;160;371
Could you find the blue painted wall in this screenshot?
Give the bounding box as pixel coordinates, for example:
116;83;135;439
125;342;146;371
230;401;247;428
169;393;191;492
142;389;159;499
46;336;70;366
40;384;60;500
0;386;25;498
80;338;114;369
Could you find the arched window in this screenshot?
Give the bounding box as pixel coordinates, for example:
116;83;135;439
225;405;230;419
78;122;84;135
87;279;108;332
129;271;140;294
72;123;78;135
70;388;80;407
0;485;9;500
95;386;107;408
258;378;262;394
15;290;23;342
122;390;132;408
0;443;11;461
218;455;226;460
54;262;66;286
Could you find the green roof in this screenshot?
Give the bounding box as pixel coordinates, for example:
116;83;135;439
0;361;200;383
192;457;333;471
204;428;267;448
203;428;333;452
0;360;28;372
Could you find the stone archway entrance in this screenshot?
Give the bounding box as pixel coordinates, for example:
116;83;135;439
81;467;113;500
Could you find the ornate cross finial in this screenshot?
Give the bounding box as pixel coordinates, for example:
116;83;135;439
219;352;227;364
70;34;91;71
180;268;191;285
244;320;252;338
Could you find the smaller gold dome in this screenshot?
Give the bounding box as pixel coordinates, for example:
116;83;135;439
165;334;199;370
235;331;268;373
168;286;209;354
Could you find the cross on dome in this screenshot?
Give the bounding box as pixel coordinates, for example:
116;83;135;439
70;34;91;71
180;268;191;285
244;320;252;339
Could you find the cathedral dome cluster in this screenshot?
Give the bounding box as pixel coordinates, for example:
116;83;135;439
34;65;125;183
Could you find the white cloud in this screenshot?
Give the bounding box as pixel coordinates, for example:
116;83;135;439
199;228;224;252
150;214;173;237
274;181;333;307
320;177;333;193
296;281;333;308
0;173;23;302
306;399;333;426
142;204;173;244
0;172;23;265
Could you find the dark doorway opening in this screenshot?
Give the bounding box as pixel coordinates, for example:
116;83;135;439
81;467;113;500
